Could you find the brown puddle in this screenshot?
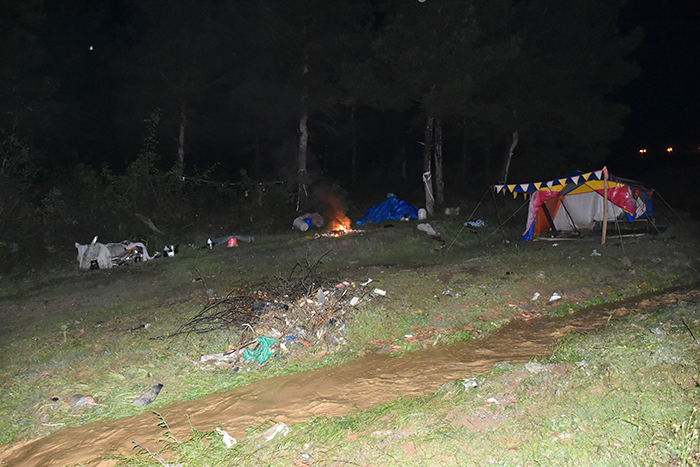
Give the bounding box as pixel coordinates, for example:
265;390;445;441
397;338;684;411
1;289;696;467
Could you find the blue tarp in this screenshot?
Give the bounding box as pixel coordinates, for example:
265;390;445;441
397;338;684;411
356;197;419;225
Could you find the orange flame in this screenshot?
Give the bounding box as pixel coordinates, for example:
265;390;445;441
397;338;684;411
327;212;352;233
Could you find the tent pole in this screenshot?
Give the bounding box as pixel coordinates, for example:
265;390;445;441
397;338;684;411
541;203;557;236
480;198;530;245
559;198;581;237
491;186;508;244
443;186;492;255
654;190;686;225
602;166;609;245
614;217;626;256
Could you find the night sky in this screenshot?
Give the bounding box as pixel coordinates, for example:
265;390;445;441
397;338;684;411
615;0;700;158
2;0;699;191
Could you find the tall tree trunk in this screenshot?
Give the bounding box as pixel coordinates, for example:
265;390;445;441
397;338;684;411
254;129;261;181
176;103;186;172
434;118;444;205
297;109;309;211
350;105;357;189
401;139;407;180
298;110;308;176
297;44;310;211
461;118;469;180
483;144;491;178
422;116;435;216
500;131;519;185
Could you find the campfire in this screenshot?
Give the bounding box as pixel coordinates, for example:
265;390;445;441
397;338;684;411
327;211;352;235
316;188;361;237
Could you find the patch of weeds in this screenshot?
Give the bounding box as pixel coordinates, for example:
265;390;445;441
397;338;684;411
652;406;700;466
442;329;478;344
491;361;514;375
544;300;576;318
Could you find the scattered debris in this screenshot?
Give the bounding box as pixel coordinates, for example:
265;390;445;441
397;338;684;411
262;422;290;442
200;353;237;367
216;427;237;448
243;336;278;364
133;384;163;407
549;293;562;302
66;394;98;409
462;378;478;389
590;249;602;256
525;362;547;374
444;207;460;216
531;292;540;301
417;223;436;236
166;258;380;373
649;326;665;338
163;244;178;257
293;216;313;231
316;288;326;305
75;237;153;269
210;234;255;246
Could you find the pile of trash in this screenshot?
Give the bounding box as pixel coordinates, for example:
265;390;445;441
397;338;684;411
75;236;153;269
172;275;387;371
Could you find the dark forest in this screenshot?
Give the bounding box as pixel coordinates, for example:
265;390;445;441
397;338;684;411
0;0;698;272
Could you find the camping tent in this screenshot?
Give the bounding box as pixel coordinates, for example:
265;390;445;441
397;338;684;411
495;168;653;241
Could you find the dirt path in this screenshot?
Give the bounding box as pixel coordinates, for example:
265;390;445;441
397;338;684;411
2;288;694;467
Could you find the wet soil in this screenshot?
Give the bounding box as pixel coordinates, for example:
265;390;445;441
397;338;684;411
2;288;696;467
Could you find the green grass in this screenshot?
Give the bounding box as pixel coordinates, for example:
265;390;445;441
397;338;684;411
1;222;699;464
106;299;700;466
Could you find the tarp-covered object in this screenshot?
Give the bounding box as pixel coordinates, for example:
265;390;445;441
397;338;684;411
495;168;653;241
75;237;153;269
356;197;419;225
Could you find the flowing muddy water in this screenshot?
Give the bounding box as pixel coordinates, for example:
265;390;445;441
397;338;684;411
1;289;696;467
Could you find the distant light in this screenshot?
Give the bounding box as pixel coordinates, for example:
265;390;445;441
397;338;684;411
89;45;94;51
667;147;673;153
639;149;647;154
418;0;426;2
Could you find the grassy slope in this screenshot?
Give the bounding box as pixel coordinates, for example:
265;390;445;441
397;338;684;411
0;218;699;465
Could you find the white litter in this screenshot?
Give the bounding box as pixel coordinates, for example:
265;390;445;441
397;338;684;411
531;292;540;301
262;422;290;442
417;223;437;236
525;362;547;374
350;297;360;306
361;278;373;286
216;428;237;448
462;378;478;389
486;397;500;405
549;293;561;302
590;249;602;256
373;288;386;296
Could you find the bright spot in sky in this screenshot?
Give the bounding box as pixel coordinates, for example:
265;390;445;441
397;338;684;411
89;45;94;51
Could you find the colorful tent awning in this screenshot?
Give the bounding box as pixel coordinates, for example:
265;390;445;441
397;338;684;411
494;169;605;195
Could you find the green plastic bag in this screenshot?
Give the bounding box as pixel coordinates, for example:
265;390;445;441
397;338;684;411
243;336;278;364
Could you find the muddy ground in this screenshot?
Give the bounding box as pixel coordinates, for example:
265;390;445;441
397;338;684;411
1;223;699;466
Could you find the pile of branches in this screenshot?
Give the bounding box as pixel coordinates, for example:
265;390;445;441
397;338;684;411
167;287;283;337
165;253;367;341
